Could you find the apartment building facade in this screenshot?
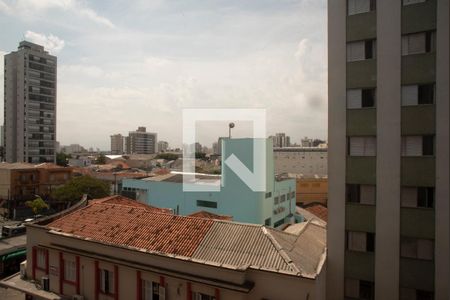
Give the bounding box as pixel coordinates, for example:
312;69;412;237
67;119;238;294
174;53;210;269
110;134;124;155
126;127;157;154
328;0;449;299
4;41;57;163
273;147;328;177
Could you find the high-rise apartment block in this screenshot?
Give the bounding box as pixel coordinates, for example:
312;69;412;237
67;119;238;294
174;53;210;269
157;140;169;153
272;133;291;148
4;41;57;163
125;127;157;154
110;133;124;154
328;0;448;299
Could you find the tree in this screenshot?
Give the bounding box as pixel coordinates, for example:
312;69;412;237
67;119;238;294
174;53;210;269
155;153;179;161
51;176;110;203
195;152;207;160
56;152;72;167
96;154;107;165
25;197;49;217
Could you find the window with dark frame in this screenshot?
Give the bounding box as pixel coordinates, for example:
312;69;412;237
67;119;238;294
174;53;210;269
359;280;375;300
422;135;434;156
196;200;217;208
418;84;435;104
361;88;376;107
417;187;434;208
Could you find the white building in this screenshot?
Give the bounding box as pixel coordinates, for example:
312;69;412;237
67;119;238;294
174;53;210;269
273;147;327;177
4;41;57;163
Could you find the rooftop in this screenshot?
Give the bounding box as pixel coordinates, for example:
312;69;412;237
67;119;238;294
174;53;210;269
188;210;233;221
45;196;326;278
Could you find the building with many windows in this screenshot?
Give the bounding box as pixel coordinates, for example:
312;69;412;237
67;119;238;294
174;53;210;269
3;41;57;163
328;0;449;299
110;134;124;155
0;195;327;300
125;127;157;154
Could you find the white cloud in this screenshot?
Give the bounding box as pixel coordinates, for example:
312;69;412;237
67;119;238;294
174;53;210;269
1;0;114;28
24;31;65;54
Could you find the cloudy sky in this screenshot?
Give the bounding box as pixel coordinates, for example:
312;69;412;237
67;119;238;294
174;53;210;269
0;0;327;150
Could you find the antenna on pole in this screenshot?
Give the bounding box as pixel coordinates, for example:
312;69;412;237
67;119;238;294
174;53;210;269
228;122;235;138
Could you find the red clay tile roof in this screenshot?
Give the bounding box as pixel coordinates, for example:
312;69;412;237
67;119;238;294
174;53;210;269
188;210;232;221
92;195;172;214
304;204;328;222
48;197;213;257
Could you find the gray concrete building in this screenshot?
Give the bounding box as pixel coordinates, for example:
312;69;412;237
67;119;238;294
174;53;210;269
3;41;57;163
110;133;124;154
125;127;157;154
328;0;449;299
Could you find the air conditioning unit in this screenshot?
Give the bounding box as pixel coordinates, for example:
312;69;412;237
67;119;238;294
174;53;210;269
41;276;49;291
72;295;85;300
20;261;27;279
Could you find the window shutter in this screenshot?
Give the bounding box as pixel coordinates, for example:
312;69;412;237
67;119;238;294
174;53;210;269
417;239;434;260
401;237;417;258
364;137;376;156
347;41;365;61
347;0;356;15
402;136;422;156
360;185;376;205
350;137;365;156
401;85;418;106
407;33;426;54
348;231;366;252
401;187;418;207
347;89;362;108
100;270;106;292
354;0;370;14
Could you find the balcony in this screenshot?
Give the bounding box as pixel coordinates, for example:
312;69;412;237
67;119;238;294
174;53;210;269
345;250;375;282
346;156;376;185
347;108;376;136
401;208;435;239
347;11;376;42
401;105;435;135
346;203;376;233
402;0;436;34
402;53;436;85
347;59;377;89
401;157;435;186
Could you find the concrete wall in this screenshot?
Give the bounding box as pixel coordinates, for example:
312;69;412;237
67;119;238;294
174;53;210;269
273;149;327;177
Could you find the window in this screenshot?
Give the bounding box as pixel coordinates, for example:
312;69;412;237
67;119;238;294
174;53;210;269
401;136;434;156
347;40;376;62
264;218;271;226
280;194;286;202
347;0;376;15
347;231;375;252
274;196;279;205
351;88;383;110
347;184;376;205
401;187;434;208
403;0;427;5
64;260;76;282
196;200;217;209
402;31;435;55
401;237;434;260
348;137;376;156
100;269;114;294
400;287;434;300
345;278;374;300
265;192;272;198
401;84;435;106
290;191;295;199
192;292;216;300
274;218;285;228
142;280;162;300
36;248;47;270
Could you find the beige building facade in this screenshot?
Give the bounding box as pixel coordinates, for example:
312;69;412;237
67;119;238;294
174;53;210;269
328;0;449;299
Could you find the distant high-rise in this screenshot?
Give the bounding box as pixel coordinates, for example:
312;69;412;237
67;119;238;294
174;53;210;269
126;127;157;154
272;133;291;148
157;140;169;153
4;41;57;163
110;134;124;154
328;0;449;299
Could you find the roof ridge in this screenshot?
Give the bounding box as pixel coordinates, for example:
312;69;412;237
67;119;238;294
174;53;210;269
261;227;301;275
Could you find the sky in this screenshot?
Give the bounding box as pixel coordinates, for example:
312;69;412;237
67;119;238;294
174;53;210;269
0;0;327;150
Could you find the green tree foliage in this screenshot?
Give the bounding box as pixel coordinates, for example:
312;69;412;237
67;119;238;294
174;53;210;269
25;197;49;216
155;153;179;161
96;154;107;165
195;152;207;160
56;152;72;167
51;176;110;203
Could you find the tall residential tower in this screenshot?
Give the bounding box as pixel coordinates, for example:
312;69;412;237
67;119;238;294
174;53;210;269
4;41;57;163
328;0;449;299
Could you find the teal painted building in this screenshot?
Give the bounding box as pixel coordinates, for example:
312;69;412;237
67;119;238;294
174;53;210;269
122;138;297;228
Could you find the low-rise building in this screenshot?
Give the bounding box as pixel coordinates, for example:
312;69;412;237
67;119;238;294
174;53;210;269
0;196;326;300
273;147;327;177
123;138;297;228
294;175;328;207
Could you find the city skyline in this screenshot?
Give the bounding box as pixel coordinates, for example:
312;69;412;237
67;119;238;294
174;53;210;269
0;0;327;150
